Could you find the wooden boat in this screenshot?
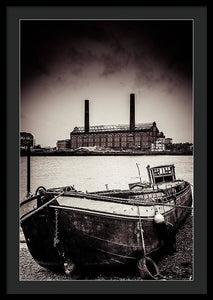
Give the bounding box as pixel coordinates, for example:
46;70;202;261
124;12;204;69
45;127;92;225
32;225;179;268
20;164;192;279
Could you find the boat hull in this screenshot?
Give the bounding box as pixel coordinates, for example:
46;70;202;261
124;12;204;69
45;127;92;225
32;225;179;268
20;184;192;272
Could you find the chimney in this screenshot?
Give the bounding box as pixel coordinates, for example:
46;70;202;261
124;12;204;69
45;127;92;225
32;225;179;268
130;93;135;131
84;99;89;133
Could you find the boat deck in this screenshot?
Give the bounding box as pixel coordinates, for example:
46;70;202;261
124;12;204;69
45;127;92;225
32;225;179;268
52;194;175;219
48;180;188;219
155;180;184;190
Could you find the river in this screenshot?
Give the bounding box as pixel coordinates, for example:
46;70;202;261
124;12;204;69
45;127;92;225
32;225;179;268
20;155;193;201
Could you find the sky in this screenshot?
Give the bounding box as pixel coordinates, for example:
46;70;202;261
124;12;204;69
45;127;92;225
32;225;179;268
21;20;193;147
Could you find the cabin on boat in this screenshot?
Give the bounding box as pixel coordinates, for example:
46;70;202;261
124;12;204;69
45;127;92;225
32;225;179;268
147;165;176;184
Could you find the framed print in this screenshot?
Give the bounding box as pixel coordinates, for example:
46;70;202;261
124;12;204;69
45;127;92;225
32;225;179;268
6;3;207;295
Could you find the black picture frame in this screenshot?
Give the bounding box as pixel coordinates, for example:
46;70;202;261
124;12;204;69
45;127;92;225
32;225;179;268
5;2;207;295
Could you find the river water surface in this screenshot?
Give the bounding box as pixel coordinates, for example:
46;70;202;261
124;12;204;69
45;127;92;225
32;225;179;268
20;155;193;201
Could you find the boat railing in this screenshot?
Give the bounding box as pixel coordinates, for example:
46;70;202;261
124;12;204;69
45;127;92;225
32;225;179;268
154;183;191;201
42;181;191;207
20;194;41;206
20;191;65;222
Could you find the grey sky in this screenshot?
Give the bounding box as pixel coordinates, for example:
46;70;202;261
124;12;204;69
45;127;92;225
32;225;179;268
21;20;193;147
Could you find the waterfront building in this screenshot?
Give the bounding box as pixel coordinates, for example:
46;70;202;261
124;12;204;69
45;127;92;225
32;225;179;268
164;138;173;145
20;132;35;149
151;137;166;152
56;139;71;150
171;143;193;152
70;94;165;151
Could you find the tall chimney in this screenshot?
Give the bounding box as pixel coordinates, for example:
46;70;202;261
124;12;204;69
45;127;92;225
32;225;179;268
130;93;135;131
84;99;89;133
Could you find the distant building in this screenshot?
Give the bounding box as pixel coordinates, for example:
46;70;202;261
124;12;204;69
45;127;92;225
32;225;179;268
42;146;55;152
56;139;71;150
20;132;35;149
70;94;165;151
151;137;166;152
172;143;193;152
164;138;173;145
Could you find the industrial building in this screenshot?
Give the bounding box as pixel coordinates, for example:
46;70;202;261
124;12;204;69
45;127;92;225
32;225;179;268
69;94;165;151
56;139;71;150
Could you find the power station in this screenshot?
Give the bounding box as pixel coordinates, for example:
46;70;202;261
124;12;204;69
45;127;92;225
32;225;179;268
68;94;165;151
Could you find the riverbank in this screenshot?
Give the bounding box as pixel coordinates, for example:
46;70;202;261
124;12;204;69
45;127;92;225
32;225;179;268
19;215;193;281
20;150;193;156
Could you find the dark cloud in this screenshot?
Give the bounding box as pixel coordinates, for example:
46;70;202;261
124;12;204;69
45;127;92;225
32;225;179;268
101;50;130;77
21;20;192;88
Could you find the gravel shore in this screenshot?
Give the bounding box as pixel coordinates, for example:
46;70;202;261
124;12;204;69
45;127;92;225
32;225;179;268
19;215;193;281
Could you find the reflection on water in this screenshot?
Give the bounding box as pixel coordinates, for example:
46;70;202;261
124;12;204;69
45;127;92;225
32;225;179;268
20;155;193;201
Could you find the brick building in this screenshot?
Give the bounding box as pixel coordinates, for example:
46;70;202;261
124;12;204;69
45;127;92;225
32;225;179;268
70;94;165;151
56;139;71;150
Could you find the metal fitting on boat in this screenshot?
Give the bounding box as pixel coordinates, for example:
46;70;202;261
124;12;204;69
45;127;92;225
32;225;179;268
35;186;46;195
154;212;165;224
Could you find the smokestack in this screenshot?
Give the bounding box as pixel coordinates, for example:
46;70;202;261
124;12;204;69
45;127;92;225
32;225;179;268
84;99;89;133
130;93;135;131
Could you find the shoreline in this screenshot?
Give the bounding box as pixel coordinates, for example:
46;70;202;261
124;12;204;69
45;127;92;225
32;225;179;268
20;151;193;157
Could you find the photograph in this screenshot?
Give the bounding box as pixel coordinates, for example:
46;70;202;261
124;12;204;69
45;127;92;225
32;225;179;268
19;19;194;282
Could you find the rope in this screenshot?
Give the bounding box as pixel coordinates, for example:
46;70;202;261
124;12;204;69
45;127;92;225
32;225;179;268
137;205;146;256
97;248;136;260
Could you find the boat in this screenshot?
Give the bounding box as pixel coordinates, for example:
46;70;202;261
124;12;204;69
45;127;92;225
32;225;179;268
20;163;193;279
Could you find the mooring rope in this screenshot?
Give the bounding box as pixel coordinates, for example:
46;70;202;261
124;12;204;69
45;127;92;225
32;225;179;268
137;205;146;256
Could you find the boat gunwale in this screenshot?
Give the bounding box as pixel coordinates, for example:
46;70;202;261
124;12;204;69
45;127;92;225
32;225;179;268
20;194;40;206
20;182;191;221
51;185;191;220
19;186;191;222
48;203;176;220
57;182;191;205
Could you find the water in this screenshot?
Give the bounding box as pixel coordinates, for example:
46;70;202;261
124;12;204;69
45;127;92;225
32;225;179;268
20;155;193;202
